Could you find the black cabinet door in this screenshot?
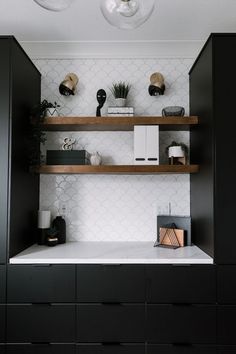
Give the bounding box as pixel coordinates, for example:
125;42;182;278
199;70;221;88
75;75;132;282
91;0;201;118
77;344;145;354
77;304;145;342
0;39;10;264
146;265;216;303
0;305;5;343
0;266;5;303
217;306;236;344
77;265;145;303
147;304;216;344
217;346;236;353
147;345;216;354
217;266;236;304
7;304;75;343
6;344;76;354
0;345;4;354
7;265;76;303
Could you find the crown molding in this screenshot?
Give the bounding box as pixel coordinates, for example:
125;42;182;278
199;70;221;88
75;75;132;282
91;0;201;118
20;40;204;59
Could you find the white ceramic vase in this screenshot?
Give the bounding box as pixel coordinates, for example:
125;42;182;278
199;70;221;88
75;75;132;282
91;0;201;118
90;152;102;166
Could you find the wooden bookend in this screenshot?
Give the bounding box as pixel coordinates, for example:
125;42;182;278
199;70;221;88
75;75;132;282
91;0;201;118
159;227;185;247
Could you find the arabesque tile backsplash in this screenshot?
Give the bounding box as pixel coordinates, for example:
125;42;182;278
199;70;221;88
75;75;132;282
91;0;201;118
34;57;193;242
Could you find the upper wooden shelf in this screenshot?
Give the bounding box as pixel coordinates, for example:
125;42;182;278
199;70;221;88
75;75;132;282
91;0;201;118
33;164;199;175
40;116;198;132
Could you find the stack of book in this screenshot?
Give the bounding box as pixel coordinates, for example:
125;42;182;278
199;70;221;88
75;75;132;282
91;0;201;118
108;107;134;116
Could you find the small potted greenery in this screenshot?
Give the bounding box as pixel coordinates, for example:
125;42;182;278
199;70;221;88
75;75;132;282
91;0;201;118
166;141;188;165
110;81;131;107
44;100;60;117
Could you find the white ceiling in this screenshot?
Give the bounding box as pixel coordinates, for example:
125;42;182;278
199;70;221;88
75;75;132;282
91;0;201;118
0;0;236;41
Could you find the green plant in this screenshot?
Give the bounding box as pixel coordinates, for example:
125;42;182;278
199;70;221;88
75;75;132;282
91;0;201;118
165;141;189;156
110;82;131;99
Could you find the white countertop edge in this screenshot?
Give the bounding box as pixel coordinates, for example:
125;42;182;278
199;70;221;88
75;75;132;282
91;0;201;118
10;258;214;265
9;242;214;265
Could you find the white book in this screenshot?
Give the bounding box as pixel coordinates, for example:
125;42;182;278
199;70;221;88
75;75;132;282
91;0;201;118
134;126;146;165
108;107;134;114
146;126;159;165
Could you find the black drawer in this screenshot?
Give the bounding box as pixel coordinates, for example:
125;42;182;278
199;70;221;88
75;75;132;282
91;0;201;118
217;266;236;304
217;345;236;354
0;305;5;343
0;266;5;303
7;265;76;303
6;344;76;354
147;304;216;344
77;304;145;342
77;265;145;303
146;265;216;303
217;346;236;353
217;306;236;344
147;345;216;354
6;304;76;343
77;344;145;354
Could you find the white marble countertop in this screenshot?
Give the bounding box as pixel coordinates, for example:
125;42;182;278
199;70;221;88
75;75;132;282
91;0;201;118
9;241;213;264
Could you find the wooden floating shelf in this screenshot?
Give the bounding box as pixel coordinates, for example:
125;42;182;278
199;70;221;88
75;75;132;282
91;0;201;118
33;165;199;175
40;116;199;132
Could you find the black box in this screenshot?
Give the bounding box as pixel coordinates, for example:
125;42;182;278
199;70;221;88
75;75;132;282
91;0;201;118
46;150;90;165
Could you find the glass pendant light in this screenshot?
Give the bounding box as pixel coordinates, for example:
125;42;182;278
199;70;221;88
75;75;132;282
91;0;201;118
100;0;155;30
33;0;74;12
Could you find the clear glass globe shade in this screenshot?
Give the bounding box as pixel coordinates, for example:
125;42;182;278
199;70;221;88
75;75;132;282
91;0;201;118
100;0;155;30
33;0;74;11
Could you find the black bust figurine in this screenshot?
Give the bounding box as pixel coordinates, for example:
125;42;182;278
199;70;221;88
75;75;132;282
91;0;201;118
96;89;107;117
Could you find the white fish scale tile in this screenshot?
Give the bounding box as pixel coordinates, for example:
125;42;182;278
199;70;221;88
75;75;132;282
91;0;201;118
36;57;193;242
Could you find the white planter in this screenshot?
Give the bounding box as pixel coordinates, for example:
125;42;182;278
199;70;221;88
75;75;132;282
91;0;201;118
45;108;59;117
115;98;126;107
168;146;185;158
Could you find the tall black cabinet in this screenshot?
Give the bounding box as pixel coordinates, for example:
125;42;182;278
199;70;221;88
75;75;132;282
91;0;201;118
190;33;236;264
190;33;236;350
0;36;40;264
0;37;40;349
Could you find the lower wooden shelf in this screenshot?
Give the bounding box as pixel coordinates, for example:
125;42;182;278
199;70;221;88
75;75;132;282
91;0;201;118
33;165;199;175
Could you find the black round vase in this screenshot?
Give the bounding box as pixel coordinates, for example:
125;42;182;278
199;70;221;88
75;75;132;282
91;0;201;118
52;216;66;244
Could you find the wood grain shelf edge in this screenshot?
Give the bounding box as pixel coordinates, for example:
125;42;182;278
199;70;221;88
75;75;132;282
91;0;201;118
32;165;200;175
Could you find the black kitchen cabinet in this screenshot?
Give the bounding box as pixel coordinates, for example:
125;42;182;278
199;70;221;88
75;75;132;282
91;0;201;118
6;304;76;343
0;267;6;303
147;345;216;354
0;36;40;264
6;344;76;354
77;265;145;302
77;304;145;343
190;34;236;264
217;347;236;353
7;265;76;303
217;306;236;344
146;265;216;303
0;306;5;343
77;344;145;354
147;304;216;344
217;266;236;304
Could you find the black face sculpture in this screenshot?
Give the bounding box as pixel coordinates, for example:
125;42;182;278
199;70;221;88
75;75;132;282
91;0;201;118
96;89;107;117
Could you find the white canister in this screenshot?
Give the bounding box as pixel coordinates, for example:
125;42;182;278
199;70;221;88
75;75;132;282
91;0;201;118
168;146;185;158
38;210;51;229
